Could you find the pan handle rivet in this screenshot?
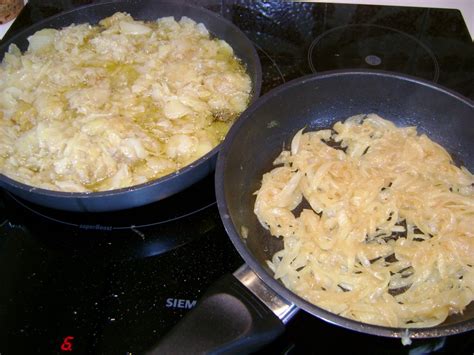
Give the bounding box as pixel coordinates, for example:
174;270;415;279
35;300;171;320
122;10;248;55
365;54;382;66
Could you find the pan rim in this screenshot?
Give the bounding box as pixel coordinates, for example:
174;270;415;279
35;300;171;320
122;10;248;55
215;68;474;338
0;0;262;201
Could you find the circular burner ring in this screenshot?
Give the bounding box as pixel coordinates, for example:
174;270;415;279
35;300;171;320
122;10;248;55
251;40;287;93
308;24;440;82
6;190;216;231
2;174;217;231
253;41;286;83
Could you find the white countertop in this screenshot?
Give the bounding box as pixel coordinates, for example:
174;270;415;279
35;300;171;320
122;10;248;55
0;0;27;40
0;0;473;40
0;19;16;40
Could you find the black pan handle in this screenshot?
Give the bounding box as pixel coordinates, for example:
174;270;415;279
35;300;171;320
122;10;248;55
147;266;296;354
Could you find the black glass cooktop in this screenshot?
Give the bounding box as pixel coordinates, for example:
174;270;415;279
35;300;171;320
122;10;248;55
1;1;473;354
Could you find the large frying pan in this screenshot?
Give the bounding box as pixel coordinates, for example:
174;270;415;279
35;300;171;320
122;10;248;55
153;70;474;354
0;0;261;212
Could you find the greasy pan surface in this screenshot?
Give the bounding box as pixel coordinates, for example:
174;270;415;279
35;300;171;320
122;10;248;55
216;70;474;338
0;0;261;212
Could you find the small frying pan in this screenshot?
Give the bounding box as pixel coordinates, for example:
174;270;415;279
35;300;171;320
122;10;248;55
152;70;474;354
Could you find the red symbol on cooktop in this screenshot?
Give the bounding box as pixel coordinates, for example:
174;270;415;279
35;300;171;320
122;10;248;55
60;336;75;351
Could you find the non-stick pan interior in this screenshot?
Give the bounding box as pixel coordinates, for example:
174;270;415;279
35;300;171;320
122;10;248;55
217;70;474;337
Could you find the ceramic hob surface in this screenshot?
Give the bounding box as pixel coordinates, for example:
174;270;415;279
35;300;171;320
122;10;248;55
0;1;473;354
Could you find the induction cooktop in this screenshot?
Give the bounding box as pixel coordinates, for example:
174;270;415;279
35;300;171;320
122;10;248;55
1;1;473;354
